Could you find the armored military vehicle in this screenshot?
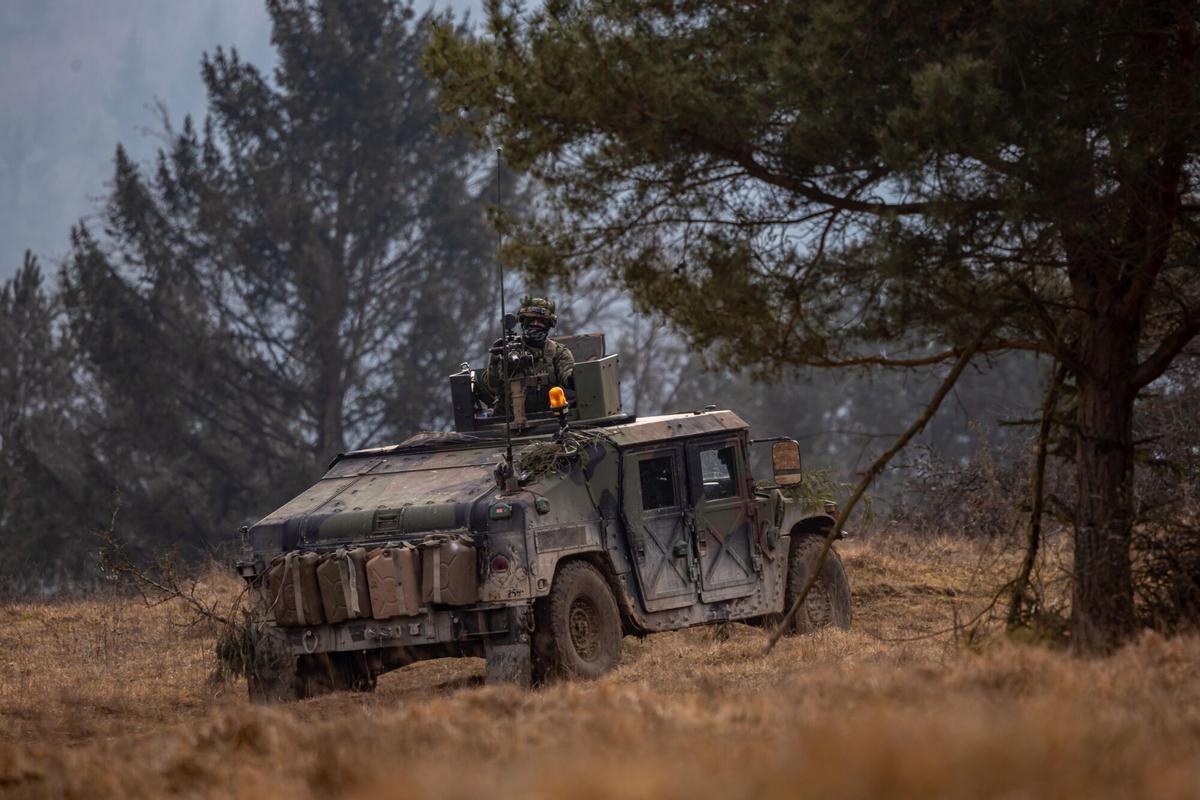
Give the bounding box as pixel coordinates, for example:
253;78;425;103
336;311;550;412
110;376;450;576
236;332;850;701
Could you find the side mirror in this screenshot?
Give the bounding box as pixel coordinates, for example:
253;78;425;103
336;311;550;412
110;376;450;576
503;312;519;333
771;439;803;487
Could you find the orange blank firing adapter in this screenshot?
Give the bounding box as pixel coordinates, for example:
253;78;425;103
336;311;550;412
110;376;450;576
549;386;567;410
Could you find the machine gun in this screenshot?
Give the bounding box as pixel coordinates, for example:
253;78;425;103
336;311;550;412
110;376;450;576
491;312;534;432
490;312;534;375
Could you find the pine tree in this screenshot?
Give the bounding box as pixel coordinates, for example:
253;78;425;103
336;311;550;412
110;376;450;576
0;252;91;581
62;0;497;558
427;0;1200;651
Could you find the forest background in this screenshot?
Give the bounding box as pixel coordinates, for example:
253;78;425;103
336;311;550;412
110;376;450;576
0;0;1055;589
4;0;1197;657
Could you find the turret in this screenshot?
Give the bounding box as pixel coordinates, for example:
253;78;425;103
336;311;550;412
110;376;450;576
449;331;625;434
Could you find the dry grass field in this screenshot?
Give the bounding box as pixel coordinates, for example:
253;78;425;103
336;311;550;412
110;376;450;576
2;532;1198;799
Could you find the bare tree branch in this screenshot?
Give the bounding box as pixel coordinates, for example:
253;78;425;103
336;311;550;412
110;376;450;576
765;314;998;654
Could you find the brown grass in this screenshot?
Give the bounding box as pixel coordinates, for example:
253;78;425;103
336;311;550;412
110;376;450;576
1;532;1197;799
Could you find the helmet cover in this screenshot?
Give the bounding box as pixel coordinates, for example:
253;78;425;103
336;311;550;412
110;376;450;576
517;295;557;327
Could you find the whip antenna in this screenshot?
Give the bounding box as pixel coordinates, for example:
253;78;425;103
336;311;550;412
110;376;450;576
496;147;515;480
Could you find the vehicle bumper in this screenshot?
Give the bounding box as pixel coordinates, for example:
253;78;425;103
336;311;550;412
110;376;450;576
273;603;531;657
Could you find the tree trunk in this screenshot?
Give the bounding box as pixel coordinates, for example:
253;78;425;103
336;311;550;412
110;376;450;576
1072;315;1139;653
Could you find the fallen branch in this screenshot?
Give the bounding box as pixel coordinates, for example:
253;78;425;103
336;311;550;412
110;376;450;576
764;317;997;654
95;505;242;628
1008;361;1067;629
95;506;257;684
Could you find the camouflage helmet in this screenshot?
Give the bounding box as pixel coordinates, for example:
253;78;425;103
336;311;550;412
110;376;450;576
518;296;557;327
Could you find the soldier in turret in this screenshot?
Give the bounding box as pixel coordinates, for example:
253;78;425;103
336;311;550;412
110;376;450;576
478;296;574;417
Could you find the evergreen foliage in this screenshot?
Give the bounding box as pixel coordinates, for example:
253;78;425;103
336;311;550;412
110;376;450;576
4;0;497;575
427;0;1200;650
0;252;95;583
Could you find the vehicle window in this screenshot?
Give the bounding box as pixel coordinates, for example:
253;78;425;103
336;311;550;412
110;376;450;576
638;455;677;510
699;445;739;501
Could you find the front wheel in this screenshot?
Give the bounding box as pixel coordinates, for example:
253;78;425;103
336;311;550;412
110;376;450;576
532;561;622;684
783;534;852;634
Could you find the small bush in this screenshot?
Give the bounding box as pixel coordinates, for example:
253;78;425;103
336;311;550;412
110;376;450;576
885;437;1046;540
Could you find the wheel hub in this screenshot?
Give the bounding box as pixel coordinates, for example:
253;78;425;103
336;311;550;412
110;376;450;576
804;585;835;629
568;596;601;661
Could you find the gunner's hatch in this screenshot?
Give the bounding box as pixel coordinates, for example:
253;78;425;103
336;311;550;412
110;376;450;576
449;332;623;433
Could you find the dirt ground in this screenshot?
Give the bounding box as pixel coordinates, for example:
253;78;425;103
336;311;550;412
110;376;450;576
1;532;1197;799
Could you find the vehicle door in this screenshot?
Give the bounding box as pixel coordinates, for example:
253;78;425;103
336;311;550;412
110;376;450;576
621;445;698;612
686;437;759;603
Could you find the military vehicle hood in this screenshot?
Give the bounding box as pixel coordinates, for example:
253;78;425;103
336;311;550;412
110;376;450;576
248;437;503;555
246;412;752;557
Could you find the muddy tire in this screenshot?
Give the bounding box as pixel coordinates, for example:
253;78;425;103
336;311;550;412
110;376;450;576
783;534;852;634
532;561;622;684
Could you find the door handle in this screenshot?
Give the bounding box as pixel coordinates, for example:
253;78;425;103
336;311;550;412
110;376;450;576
683;510;705;553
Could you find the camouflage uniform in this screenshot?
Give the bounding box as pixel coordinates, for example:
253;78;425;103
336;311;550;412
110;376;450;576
478;296;575;415
480;338;575;415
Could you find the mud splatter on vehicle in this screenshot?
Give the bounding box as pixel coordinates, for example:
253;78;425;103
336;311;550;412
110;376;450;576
237;335;849;701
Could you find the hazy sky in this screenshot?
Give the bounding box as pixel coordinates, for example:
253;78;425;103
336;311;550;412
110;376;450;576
0;0;479;281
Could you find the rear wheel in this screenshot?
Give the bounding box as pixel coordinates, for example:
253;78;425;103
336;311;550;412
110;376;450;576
532;561;622;684
783;534;852;634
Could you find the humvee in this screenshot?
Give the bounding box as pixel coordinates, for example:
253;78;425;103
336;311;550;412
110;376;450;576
237;332;850;701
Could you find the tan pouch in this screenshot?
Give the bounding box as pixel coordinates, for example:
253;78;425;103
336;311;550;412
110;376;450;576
420;535;479;607
367;544;422;619
317;547;371;623
268;551;324;626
